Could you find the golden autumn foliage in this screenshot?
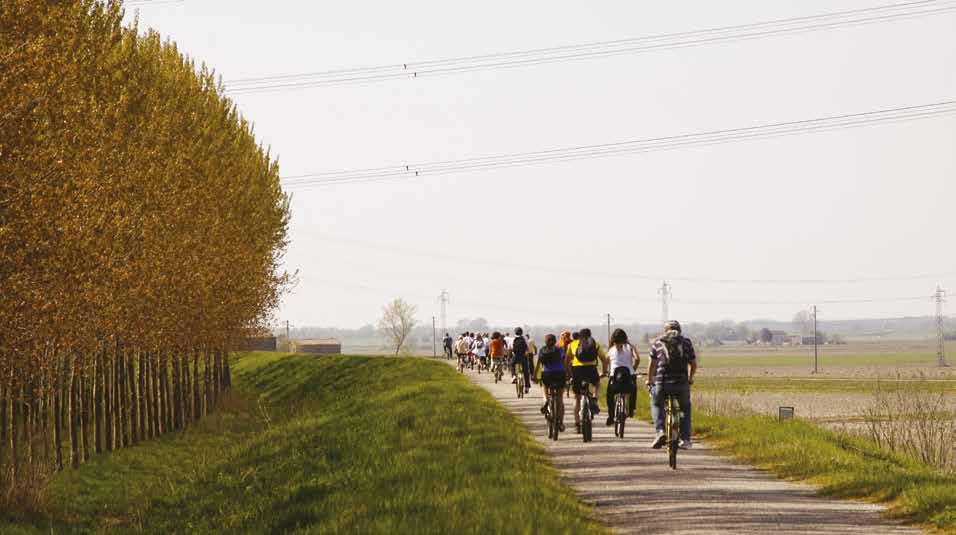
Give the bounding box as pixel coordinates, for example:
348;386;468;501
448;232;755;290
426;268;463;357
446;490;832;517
0;0;291;507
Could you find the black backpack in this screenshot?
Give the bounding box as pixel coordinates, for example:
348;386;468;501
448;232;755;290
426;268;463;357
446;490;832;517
512;336;528;357
576;337;598;363
538;345;562;365
660;336;688;370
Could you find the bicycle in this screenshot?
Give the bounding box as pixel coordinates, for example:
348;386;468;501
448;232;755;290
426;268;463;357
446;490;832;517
613;387;628;439
611;372;639;439
492;358;504;383
648;383;682;469
544;383;564;441
575;378;598;443
515;360;525;398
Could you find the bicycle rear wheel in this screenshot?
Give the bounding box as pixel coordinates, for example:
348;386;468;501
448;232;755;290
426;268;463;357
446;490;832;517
550;396;559;441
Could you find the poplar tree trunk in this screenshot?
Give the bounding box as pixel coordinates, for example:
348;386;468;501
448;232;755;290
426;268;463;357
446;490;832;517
0;375;7;473
129;353;138;444
53;358;63;472
80;374;90;462
181;355;191;426
104;350;113;451
68;360;79;469
10;371;20;479
203;350;212;413
138;353;147;441
172;353;182;430
193;351;201;420
94;351;103;454
150;355;159;436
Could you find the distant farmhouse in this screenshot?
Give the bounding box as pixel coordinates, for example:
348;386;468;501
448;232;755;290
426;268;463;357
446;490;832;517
293;338;342;355
239;332;277;351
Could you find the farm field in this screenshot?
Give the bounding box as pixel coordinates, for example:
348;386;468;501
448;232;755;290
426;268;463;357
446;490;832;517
1;353;603;534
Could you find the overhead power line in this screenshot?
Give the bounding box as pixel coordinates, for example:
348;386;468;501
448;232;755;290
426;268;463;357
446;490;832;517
226;0;956;94
309;233;956;285
280;99;956;188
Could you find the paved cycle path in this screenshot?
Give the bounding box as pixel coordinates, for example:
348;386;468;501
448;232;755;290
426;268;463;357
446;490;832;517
453;363;923;534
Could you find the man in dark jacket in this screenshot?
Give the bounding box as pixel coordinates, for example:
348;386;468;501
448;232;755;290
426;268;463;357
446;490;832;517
510;327;531;393
646;320;697;449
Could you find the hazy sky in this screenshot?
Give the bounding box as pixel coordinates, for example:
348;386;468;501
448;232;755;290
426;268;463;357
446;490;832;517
126;1;956;329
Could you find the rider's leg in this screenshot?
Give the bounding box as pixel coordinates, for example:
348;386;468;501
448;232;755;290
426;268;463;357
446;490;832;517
520;357;531;391
556;387;565;427
650;384;665;434
605;377;616;414
627;376;637;416
678;382;692;442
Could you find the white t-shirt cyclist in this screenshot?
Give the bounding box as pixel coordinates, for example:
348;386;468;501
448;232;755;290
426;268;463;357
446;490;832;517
607;343;637;374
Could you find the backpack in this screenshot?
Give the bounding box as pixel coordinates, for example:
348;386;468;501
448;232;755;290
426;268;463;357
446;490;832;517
512;336;528;357
538;345;562;365
659;336;688;371
576;337;598;363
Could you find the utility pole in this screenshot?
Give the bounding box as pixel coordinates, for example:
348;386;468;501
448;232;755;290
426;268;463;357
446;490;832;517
658;281;671;329
438;290;449;337
285;320;291;352
935;285;948;367
607;313;612;346
810;305;818;374
432;316;437;358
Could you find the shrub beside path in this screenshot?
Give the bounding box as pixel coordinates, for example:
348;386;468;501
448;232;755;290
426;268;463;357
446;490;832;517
455;363;923;534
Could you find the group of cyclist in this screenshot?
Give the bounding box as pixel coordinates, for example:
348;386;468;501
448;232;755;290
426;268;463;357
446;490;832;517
444;320;697;449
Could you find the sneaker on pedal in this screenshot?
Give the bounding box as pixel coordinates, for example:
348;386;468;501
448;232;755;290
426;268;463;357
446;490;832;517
651;433;666;449
511;376;517;384
558;422;565;432
540;403;548;415
678;439;692;450
605;416;614;426
589;397;600;415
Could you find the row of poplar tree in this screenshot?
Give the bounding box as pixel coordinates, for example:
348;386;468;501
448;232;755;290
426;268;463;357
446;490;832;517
0;0;291;499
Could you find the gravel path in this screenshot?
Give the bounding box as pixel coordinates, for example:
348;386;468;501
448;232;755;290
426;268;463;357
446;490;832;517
453;362;923;534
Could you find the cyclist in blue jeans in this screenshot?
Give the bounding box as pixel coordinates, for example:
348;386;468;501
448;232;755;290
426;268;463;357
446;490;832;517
646;320;697;449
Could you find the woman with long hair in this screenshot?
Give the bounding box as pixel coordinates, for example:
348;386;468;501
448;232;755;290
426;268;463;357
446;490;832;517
605;328;639;426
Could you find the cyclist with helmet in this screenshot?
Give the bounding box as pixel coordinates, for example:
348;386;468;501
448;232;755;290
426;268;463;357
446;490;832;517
647;320;697;449
565;328;609;434
605;328;640;426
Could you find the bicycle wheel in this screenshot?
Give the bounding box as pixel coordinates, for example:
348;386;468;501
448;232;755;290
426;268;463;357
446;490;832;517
550;396;559;441
582;396;593;443
667;398;678;469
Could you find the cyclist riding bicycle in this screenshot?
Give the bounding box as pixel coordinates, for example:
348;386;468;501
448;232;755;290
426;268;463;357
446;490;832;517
510;327;531;393
647;320;697;449
488;331;507;374
565;328;609;434
534;334;566;431
605;328;640;426
472;334;488;369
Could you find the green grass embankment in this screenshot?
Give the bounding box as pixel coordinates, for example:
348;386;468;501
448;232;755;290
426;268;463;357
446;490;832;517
4;353;606;534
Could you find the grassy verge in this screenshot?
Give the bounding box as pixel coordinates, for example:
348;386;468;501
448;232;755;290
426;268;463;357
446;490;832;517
3;352;606;534
604;380;956;532
694;376;956;393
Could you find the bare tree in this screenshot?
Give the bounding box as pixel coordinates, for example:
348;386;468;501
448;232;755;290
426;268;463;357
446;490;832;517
378;298;417;355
